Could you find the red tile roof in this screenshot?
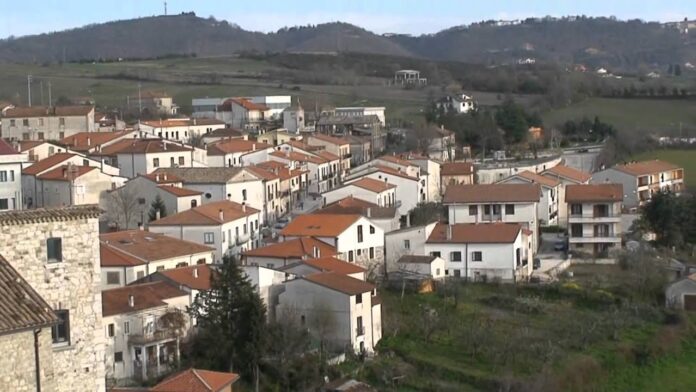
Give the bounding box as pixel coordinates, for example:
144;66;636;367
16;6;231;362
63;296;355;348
116;140;193;154
542;164;591;183
303;256;366;275
207;139;272;155
143;172;183;184
303;272;375;295
150;200;259;226
374;164;418;181
158;265;214;291
243;237;337;259
228;98;269;112
280;214;361;237
348;177;396;193
443;183;541;203
4;105;93;118
102;282;187;317
271;150;325;165
140;118;224;128
310;133;351;145
246;166;280;181
565;184;623;203
60;131;131;151
23;153;76;175
157;185;202;197
507;170;560;188
314;150;340;162
151;368;240;392
441;162;474;176
256;161;306;181
427;222;522;244
17;140;45;152
36;165;96;181
317;197;397;219
614;160;682;176
100;230;214;267
0;138;19;155
90;139;135;156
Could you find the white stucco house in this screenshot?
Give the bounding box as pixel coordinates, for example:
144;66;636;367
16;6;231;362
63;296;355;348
0;139;27;210
396;255;446;279
322;177;397;207
565;183;623;257
498;170;560;227
242;236;338;269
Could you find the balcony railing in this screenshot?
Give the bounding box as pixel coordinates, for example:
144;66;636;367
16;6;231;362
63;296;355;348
128;329;176;345
236;233;251;245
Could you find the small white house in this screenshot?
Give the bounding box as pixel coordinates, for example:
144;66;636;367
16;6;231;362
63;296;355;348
498;170;560;227
384;222;439;271
279;256;367;281
396;255;446;279
0;139;27;210
322;177;397;207
242;237;338;269
35;164;126;208
115;139;202;178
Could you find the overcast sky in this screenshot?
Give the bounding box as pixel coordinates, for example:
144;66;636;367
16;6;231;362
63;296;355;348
1;0;695;39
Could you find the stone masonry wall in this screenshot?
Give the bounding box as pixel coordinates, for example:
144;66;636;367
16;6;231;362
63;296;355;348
0;216;106;392
0;328;55;392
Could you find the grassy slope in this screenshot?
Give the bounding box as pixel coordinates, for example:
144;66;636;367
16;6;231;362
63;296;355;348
542;97;696;135
631;149;696;188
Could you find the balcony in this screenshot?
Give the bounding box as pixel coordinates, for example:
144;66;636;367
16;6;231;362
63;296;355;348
128;329;176;345
568;213;620;223
236;232;251;245
569;234;621;243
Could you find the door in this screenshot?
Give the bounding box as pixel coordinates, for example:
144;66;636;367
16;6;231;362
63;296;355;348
684;295;696;311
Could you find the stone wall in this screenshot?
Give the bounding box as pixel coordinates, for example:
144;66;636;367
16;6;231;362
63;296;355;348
0;328;55;392
0;215;106;392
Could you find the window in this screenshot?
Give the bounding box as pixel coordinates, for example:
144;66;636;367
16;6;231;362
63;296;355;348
170;157;175;166
370;225;375;234
203;232;215;244
348;251;354;262
59;117;65;126
403;240;410;249
356;293;363;304
357;249;362;256
52;310;70;345
124;321;130;335
484;205;491;215
0;171;6;182
357;225;363;243
137;197;146;205
22;133;29;140
59;132;64;139
106;272;120;285
571;224;583;237
492;205;501;214
430;251;441;258
46;238;62;263
436;268;441;276
471;251;482;262
570;204;583;215
38;132;44;140
156;266;165;272
9;171;14;182
0;199;8;210
222;231;226;243
22;119;29;126
38;118;44;126
516;248;521;267
136;271;145;280
114;352;123;363
369;247;374;259
191;199;197;208
153;158;160;167
505;204;515;215
178;156;185;165
176;262;188;268
242;189;247;201
356;316;364;336
9;119;15;126
107;323;115;337
469;205;478;215
450;251;462;262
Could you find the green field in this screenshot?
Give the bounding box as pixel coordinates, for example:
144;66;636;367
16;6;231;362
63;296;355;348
542;97;696;135
346;267;696;391
631;149;696;188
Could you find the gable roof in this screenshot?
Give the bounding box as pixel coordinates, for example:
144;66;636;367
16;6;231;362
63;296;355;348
614;160;682;176
0;138;19;155
270;150;326;165
140;118;224;128
242;237;337;259
245;166;280;181
504;170;560;188
143;172;183;184
36;165;96;181
152;167;245;183
397;255;438;264
281;214;361;237
116;139;192;154
0;254;57;336
310;133;351;145
314;150;340;161
427;222;522;244
157;185;202;197
302;256;367;275
441;162;474;176
201;127;245;138
157;265;214;291
317;197;397;219
303;272;375;295
565;184;623;203
150;200;259;226
22;153;76;175
17;140;45;152
256;161;306;180
542;164;591;183
100;230;214;267
206;139;272;155
348;177;396;193
102;281;187;317
443;183;541;203
4;105;93;118
151;368;240;392
60;131;131;152
373;164;419;181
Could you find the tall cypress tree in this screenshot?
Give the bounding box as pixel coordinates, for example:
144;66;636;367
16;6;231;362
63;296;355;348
148;194;167;221
188;256;267;386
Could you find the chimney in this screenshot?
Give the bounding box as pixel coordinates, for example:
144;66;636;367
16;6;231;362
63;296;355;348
128;295;134;308
242;203;247;213
313;246;320;258
155;174;160;182
163;143;167;150
366;207;372;218
87;137;91;146
163;174;168;181
156;210;161;220
193;268;199;278
252;143;256;151
193;118;197;126
219;209;224;221
446;224;452;240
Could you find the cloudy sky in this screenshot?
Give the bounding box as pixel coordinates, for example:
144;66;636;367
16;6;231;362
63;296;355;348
1;0;694;38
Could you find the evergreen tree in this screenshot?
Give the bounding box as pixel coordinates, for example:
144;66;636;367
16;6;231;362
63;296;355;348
188;257;267;387
495;98;529;144
148;194;167;221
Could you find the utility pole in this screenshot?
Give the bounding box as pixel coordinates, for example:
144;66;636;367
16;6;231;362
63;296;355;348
40;81;44;106
27;75;32;106
164;1;167;15
138;83;142;114
48;81;52;107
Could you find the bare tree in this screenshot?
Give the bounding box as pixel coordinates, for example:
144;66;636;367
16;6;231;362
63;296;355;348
104;185;143;230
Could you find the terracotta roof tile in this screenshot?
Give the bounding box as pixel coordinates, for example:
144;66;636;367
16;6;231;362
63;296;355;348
158;265;214;291
614;160;682;176
441;162;474;176
427;222;522;244
207;139;272;155
373;164;418;180
60;131;132;152
565;184;623;203
304;272;375;295
0;205;101;225
443;183;541;203
100;230;213;267
36;165;96;181
397;255;438;264
281;214;361;237
310;133;351;145
0;254;57;335
157;185;202;197
243;237;337;259
505;170;560;187
140;118;224;128
102;282;187;317
271;150;325;165
17;140;44;152
0;138;19;155
542;164;591;183
315;150;340;161
23;153;76;175
317;197;397;219
116;139;192;154
152;167;244;183
150;200;258;226
151;368;240;392
348;177;396;193
4;105;93;118
228;98;268;112
143;172;183;184
303;256;366;275
90;139;135;156
246;166;280;181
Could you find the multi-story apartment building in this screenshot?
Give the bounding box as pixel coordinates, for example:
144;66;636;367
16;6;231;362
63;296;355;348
0;205;106;392
566;184;623;257
2;105;95;141
443;183;542;250
542;164;592;228
499;170;560;227
307;133;352;176
0;139;26;210
591;160;684;209
115;139;202;178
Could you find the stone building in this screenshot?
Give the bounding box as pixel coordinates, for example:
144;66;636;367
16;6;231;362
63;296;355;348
0;205;106;392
